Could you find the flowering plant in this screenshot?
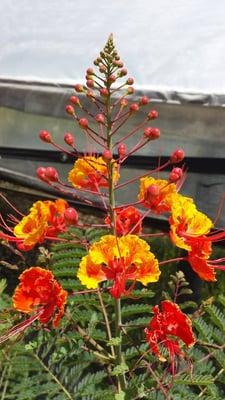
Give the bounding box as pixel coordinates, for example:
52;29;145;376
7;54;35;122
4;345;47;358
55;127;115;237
0;35;225;399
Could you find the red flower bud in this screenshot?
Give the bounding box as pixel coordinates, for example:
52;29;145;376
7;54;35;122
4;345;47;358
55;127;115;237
109;74;116;82
126;77;134;85
65;105;75;115
79;118;89;129
70;95;80;105
45;167;59;182
113;60;124;67
120;68;128;76
86;89;95;98
36;167;47;181
146;184;160;198
86;68;94;75
170;149;185;164
100;88;109;97
95;114;105;124
139;96;149;106
86;79;94;88
64;132;75;146
74;84;84;93
118;143;126;157
148;110;158;120
64;207;79;226
102;149;113;161
16;242;34;252
169;167;183;183
120;98;128;107
129;103;139;113
99;64;107;73
144;127;160;140
39;130;52;143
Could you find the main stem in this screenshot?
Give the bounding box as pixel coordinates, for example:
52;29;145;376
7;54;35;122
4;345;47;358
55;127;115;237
105;63;126;392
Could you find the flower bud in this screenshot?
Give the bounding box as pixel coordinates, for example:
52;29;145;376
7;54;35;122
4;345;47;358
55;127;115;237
126;77;134;85
144;127;160;140
120;68;128;76
148;110;158;120
102;149;113;161
86;79;94;88
64;132;75;146
129;103;139;113
70;95;80;105
120;98;128;107
113;60;124;67
86;67;94;75
95;114;105;124
100;88;109;97
79;118;89;129
94;59;99;66
99;64;107;73
64;207;79;226
127;87;135;95
65;105;75;115
16;242;33;252
36;167;47;181
109;74;116;82
139;96;149;106
45;167;59;182
39;130;52;143
169;167;183;182
74;84;84;93
146;184;160;198
118;143;126;157
170;149;185;164
86;89;95;99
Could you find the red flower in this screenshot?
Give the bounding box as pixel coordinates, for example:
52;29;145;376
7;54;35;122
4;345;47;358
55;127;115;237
187;231;225;281
105;206;142;235
145;301;195;373
13;267;68;327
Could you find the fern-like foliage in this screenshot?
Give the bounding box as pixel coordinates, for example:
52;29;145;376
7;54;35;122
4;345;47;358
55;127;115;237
1;229;225;399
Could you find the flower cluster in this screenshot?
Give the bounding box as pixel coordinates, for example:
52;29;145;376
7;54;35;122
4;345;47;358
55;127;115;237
1;35;224;391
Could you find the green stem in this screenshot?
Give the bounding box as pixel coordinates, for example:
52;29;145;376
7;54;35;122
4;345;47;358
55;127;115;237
105;59;127;392
33;353;74;400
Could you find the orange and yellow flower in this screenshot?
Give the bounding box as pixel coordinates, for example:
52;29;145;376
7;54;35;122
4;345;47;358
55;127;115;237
68;156;119;191
169;194;213;251
13;199;69;249
105;206;142;236
145;300;195;373
13;201;51;247
13;267;68;327
77;234;160;298
138;177;177;214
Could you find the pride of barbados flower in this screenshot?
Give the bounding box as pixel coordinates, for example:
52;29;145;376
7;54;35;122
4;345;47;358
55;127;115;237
77;234;160;298
169;193;213;251
105;206;142;235
68;156;119;191
138;177;177;214
145;301;195;373
13;267;67;327
0;198;78;250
